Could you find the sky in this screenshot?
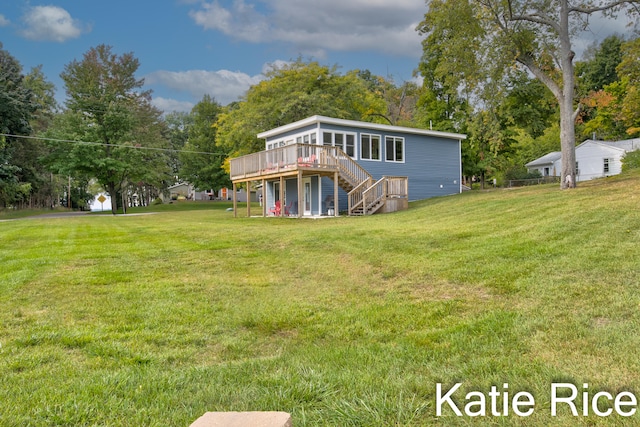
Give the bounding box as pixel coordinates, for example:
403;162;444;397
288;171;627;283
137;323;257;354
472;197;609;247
0;1;636;114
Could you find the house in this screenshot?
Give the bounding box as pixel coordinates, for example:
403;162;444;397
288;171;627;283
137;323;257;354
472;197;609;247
229;115;466;217
525;151;561;178
165;183;254;202
526;138;640;182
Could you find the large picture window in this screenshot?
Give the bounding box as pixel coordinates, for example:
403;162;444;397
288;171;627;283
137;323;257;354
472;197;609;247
360;134;381;161
385;136;404;162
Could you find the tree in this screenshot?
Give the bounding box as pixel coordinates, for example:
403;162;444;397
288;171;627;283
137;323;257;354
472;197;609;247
501;71;557;139
577;36;640;139
418;0;639;189
57;44;153;214
165;111;194;177
615;36;640;136
217;59;386;156
12;66;61;208
179;95;230;195
0;43;36;207
576;35;624;95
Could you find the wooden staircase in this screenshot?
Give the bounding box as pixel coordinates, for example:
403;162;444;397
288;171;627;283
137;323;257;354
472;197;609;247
329;148;406;216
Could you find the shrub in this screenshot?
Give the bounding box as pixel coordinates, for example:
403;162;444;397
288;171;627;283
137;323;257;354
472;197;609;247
622;150;640;172
151;197;163;206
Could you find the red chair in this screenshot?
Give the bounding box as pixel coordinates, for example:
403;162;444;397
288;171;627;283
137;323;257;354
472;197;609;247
269;200;281;216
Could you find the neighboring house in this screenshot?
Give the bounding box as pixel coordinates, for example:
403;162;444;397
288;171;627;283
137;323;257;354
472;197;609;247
525;151;562;178
229;115;466;217
165;182;254;202
526;138;640;182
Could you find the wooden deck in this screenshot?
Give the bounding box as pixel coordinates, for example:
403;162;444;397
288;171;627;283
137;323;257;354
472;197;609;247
230;144;408;217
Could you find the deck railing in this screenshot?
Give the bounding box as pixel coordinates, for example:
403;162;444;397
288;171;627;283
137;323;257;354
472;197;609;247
230;144;375;185
347;178;372;215
361;176;408;215
230;144;336;180
230;145;408;216
385;176;409;198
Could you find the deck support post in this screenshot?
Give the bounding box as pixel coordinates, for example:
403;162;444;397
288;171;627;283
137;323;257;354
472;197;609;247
232;182;237;218
334;171;339;217
279;176;284;217
246;182;251;218
261;179;266;217
297;170;303;218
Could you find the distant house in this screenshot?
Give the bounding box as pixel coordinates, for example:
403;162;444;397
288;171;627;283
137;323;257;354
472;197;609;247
525;151;562;178
229;115;466;217
165;182;254;202
526;138;640;182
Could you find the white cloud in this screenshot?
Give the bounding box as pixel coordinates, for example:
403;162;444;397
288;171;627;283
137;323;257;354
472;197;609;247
189;0;425;58
151;97;195;114
0;14;10;27
144;69;265;106
21;6;86;42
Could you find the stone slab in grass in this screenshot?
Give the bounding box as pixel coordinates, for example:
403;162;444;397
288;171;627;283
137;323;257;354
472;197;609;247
190;411;292;427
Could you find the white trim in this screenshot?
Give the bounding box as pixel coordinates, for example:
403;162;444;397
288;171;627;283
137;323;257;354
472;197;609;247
258;115;467;141
360;133;382;162
384;136;405;163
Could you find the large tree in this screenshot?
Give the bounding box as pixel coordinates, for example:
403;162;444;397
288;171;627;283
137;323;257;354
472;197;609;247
217;59;386;156
179;95;230;195
0;43;36;207
419;0;639;188
57;44;156;213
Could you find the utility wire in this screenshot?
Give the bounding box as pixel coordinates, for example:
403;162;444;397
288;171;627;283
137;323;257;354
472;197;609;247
0;133;226;156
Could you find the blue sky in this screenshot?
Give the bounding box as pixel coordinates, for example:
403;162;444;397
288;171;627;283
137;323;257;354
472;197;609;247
0;1;634;114
0;0;425;113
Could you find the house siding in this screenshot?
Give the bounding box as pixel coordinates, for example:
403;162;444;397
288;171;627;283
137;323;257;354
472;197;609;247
575;141;625;181
253;116;465;215
315;124;461;211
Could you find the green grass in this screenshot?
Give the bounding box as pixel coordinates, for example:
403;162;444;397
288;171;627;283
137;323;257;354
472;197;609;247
1;172;640;426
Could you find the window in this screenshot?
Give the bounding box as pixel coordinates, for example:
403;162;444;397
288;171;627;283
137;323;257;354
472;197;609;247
322;131;356;158
385;136;404;162
360;134;381;161
323;132;332;146
345;134;355;157
604;158;611;173
575;162;580;176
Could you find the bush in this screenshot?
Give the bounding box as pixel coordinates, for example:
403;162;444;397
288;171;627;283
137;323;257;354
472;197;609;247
504;165;542;181
622;150;640;172
152;197;163;205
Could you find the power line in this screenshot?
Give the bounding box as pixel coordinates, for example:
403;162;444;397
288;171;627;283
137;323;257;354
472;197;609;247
0;133;226;156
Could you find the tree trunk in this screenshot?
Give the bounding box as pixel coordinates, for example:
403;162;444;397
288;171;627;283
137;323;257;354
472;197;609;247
107;183;118;214
558;0;577;189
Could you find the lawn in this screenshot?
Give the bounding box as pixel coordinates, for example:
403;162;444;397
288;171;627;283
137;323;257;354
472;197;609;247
1;173;640;426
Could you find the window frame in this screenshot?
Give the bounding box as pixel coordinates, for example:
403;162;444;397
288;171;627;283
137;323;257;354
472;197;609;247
322;130;357;158
385;136;405;163
360;133;381;161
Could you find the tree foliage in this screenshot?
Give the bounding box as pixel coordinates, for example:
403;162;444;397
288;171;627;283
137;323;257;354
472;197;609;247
179;95;230;193
52;44;169;213
0;43;37;207
217;59;386;156
418;0;640;188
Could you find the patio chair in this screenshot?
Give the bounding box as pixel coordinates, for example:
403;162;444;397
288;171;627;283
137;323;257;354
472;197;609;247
285;201;295;216
269;200;281;216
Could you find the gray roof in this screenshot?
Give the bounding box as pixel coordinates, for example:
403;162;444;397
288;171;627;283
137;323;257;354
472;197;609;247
597;138;640;152
525;151;561;167
257;115;467;141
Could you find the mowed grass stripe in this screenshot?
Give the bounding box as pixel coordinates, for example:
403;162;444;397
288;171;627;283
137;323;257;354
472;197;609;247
1;172;639;425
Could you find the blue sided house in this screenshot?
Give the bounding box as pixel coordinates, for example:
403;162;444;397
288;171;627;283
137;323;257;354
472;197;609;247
229;115;466;217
